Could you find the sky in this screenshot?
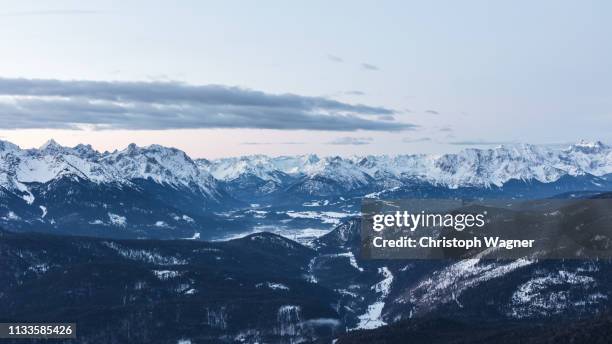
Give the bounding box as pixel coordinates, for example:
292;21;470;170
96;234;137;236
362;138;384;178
0;0;611;158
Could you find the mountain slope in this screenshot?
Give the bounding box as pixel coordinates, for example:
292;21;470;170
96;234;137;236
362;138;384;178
0;229;340;344
0;140;238;238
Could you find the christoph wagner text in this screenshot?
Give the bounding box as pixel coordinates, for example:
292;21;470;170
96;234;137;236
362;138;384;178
372;236;535;250
372;211;486;232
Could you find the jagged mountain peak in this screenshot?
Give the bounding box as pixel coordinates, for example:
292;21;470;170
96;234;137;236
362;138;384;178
567;139;609;153
122;142;184;155
72;143;99;158
0;140;20;154
39;139;62;151
103;143;218;194
115;143;195;165
575;139;606;147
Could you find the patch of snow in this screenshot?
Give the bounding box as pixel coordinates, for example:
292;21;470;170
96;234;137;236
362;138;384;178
509;270;603;318
183;232;200;240
102;241;187;265
155;221;169;228
108;213;127;227
277;305;302;336
332;252;364;272
285;210;356;225
29;263;49;274
153;270;181;280
335;289;358;298
353;267;394;330
39;205;47;218
22;190;35;204
256;282;290;291
3;211;21;221
306;257;318;283
303;200;330;207
397;257;534;316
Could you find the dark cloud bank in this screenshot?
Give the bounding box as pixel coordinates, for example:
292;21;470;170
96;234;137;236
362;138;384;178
0;78;415;131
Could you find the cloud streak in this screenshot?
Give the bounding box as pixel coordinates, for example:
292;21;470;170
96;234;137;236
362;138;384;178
344;90;365;96
361;63;379;71
402;137;432;143
327;54;344;63
0;78;415;131
241;141;305;145
328;137;373;145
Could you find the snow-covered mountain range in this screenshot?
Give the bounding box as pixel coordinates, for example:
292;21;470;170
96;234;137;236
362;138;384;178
2;139;611;200
0;139;221;205
1;139;611;238
0;139;233;238
201;140;612;190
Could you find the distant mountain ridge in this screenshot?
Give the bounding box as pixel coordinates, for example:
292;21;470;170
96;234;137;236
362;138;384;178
201;140;612;190
2;139;611;197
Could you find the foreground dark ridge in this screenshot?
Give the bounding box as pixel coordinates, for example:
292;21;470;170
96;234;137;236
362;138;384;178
337;315;612;344
4;217;612;344
0;229;342;343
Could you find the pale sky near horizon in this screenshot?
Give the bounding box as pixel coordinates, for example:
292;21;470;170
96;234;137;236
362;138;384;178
0;0;610;158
